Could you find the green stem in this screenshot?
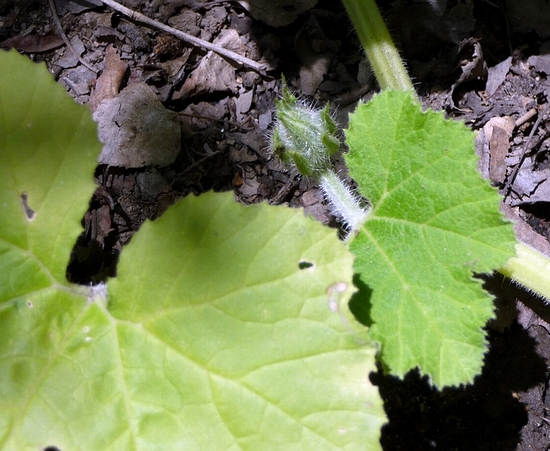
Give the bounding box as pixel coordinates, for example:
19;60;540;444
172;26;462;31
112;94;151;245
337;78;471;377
319;170;368;233
342;0;550;301
499;243;550;301
341;0;414;92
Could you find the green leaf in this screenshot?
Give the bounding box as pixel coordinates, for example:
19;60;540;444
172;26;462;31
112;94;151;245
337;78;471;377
345;90;516;387
106;192;385;450
0;49;100;285
0;51;385;450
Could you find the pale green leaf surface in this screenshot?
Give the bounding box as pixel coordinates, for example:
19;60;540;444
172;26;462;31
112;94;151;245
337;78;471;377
105;192;385;450
0;51;385;450
0;50;100;285
346;90;516;387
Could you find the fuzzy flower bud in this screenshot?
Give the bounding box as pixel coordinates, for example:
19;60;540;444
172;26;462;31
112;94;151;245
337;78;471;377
270;80;340;179
270;79;369;233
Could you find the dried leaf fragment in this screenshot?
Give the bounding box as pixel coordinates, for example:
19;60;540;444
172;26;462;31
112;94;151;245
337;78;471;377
89;45;127;112
93;83;181;168
177;29;244;98
0;30;64;53
483;116;515;185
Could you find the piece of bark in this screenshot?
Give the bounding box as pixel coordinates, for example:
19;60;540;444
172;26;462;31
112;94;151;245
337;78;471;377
486;116;515;185
480;116;515;185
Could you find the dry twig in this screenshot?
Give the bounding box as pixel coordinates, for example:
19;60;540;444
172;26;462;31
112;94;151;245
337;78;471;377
99;0;266;73
48;0;97;73
504;105;546;199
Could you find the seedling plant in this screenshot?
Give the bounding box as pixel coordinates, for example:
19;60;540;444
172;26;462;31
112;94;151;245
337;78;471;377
0;0;548;450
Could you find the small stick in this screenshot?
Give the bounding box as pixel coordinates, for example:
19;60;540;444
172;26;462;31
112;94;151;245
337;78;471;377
270;174;298;204
515;107;537;128
181;150;222;173
99;0;266;73
176;112;254;131
48;0;97;73
504;106;545;199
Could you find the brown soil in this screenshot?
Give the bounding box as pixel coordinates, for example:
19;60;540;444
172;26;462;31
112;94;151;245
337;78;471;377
3;0;550;449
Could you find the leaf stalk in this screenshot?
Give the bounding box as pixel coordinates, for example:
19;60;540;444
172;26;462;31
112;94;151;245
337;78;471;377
342;0;550;302
319;170;368;233
341;0;414;92
499;243;550;301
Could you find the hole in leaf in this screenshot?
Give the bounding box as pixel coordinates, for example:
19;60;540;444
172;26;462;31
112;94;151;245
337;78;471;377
20;192;35;221
298;261;314;269
44;447;61;451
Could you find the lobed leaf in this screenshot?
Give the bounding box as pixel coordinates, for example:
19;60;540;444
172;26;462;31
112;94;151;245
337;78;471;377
106;192;385;450
0;50;385;450
0;49;99;285
346;90;516;387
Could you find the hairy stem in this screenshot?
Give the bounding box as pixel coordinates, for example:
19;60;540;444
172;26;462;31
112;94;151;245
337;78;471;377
319;170;368;233
499;243;550;301
341;0;550;301
341;0;414;92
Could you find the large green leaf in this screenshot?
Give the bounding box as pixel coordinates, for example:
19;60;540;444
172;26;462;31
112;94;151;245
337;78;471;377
0;50;385;450
346;90;516;387
0;49;99;287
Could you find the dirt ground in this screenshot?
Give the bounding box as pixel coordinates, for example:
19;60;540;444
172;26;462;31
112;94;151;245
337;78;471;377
3;0;550;449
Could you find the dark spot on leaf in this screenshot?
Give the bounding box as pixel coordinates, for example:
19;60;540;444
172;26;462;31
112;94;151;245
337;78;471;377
44;447;61;451
20;192;35;221
298;261;314;269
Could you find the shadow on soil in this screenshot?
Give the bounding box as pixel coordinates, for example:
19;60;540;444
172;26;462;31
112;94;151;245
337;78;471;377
372;276;549;450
